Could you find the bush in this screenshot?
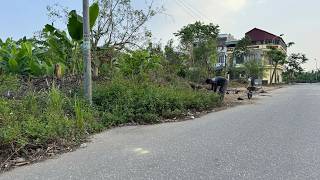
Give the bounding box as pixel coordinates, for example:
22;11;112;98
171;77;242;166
0;86;101;149
93;78;222;126
117;50;162;81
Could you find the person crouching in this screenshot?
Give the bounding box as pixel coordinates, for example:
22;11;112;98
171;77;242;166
206;76;228;95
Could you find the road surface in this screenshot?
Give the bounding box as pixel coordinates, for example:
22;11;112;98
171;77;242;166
1;84;320;180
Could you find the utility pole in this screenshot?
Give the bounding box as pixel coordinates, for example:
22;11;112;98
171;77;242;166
83;0;92;104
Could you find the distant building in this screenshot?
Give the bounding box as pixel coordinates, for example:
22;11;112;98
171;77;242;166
216;34;238;70
226;28;287;84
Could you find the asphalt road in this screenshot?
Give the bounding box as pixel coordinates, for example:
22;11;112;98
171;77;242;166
1;84;320;180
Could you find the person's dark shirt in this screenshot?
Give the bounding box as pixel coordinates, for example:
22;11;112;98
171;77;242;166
211;77;227;86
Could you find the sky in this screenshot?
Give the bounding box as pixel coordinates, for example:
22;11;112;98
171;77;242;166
0;0;319;70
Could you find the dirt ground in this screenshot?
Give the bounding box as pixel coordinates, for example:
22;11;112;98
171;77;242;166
223;85;283;108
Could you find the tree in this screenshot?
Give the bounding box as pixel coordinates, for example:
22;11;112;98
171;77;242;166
174;21;220;81
229;36;251;79
233;36;251;62
41;24;79;75
47;0;162;77
67;2;99;41
243;59;264;79
163;39;188;77
164;39;179;64
284;53;308;83
38;2;99;76
117;50;162;81
295;71;319;83
266;47;287;84
90;0;162;76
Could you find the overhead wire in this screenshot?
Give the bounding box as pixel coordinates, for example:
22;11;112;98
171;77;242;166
177;0;211;22
173;0;199;20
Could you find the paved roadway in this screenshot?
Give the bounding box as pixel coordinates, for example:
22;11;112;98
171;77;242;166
1;84;320;180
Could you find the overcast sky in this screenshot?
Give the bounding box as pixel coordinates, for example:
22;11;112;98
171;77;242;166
0;0;319;70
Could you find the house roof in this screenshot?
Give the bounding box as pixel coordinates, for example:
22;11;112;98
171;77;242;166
245;28;286;45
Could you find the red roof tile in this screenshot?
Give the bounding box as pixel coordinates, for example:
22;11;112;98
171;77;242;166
245;28;286;45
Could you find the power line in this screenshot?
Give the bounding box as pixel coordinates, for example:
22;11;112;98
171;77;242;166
178;0;211;22
176;0;203;20
173;0;199;20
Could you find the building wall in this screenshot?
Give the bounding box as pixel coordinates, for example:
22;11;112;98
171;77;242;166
264;65;284;84
216;34;238;69
227;44;286;84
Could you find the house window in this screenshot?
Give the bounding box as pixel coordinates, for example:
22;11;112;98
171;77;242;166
218;54;225;64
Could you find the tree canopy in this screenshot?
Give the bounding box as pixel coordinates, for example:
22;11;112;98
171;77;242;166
174;21;220;45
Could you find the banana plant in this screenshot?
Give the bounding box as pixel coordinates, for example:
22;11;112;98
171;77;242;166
0;38;48;76
43;2;100;75
67;2;99;41
42;24;72;74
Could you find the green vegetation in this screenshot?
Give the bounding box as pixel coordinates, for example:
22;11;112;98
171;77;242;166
94;79;221;126
266;47;287;84
282;53;309;83
0;77;101;150
0;19;223;168
174;21;220;83
0;39;50;76
0;74;221;167
0;1;226;169
243;59;264;79
283;70;320;83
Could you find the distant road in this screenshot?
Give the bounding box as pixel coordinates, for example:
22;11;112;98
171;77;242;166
1;84;320;180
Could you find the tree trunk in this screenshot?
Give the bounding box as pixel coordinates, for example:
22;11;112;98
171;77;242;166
270;63;278;84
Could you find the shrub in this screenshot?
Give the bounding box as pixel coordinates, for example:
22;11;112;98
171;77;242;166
117;50;162;81
0;86;101;150
93;78;221;126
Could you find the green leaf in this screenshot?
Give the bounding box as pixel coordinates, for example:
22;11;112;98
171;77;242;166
89;2;99;29
21;42;33;57
29;61;43;76
8;58;18;72
44;24;56;33
67;10;83;41
67;3;99;41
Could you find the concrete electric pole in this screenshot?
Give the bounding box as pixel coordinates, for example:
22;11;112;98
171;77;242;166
83;0;92;104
